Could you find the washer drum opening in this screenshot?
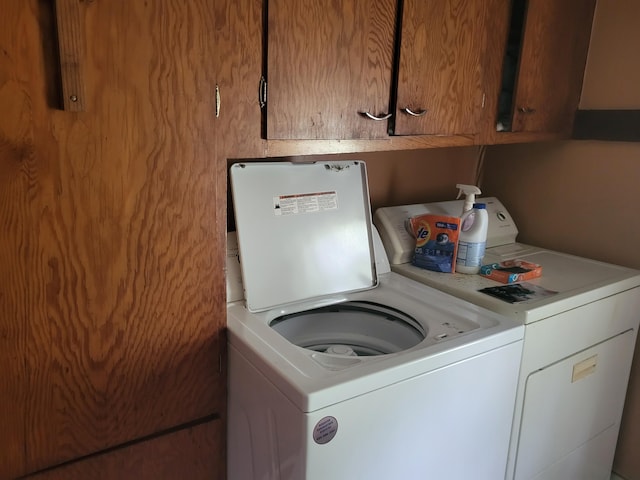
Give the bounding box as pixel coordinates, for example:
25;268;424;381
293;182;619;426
270;301;426;356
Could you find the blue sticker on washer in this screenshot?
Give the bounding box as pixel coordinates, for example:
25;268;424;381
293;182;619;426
313;416;338;444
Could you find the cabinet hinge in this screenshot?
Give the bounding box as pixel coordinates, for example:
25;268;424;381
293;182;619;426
258;75;267;109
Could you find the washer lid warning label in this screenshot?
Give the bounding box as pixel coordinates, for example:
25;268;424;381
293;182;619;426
274;191;338;216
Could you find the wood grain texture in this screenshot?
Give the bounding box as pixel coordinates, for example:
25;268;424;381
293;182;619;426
394;0;492;136
0;3;37;477
476;0;512;144
267;0;396;140
265;134;475;157
23;418;223;480
511;0;596;133
53;0;86;111
1;1;226;477
486;130;566;146
214;0;265;158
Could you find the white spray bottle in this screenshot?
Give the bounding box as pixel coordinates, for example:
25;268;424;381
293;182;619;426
456;184;482;215
455;184;488;274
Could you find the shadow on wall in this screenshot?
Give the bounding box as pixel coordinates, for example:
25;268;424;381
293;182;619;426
481;140;640;270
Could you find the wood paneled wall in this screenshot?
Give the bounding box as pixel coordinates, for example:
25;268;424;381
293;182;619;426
22;419;222;480
1;1;227;478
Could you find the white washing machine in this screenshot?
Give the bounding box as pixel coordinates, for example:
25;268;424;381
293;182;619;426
226;161;524;480
374;197;640;480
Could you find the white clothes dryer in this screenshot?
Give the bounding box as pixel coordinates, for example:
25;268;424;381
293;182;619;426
374;197;640;480
226;162;524;480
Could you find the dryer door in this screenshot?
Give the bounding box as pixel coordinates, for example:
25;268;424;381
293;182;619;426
514;329;636;480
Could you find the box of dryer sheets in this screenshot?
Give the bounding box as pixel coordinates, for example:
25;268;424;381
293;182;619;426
480;259;542;284
408;214;460;273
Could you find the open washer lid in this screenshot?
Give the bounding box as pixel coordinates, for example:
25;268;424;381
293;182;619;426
230;161;377;312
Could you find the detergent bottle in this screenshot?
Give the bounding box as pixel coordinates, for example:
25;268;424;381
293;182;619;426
455;202;488;274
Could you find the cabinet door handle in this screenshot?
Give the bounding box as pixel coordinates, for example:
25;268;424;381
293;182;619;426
215;84;220;118
402;107;428;117
359;111;392;121
258;75;267;109
518;106;536;114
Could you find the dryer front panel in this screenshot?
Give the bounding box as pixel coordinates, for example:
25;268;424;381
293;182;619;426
514;329;636;480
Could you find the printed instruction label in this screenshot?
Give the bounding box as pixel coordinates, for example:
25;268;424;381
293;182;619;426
313;416;338;444
273;191;338;216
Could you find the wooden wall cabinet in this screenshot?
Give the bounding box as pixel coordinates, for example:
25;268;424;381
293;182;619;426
265;0;596;148
489;0;597;141
266;0;503;141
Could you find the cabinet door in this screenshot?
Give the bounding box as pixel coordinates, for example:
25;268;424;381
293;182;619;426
510;0;596;133
266;0;396;140
0;1;226;477
215;0;265;159
23;419;223;480
394;0;503;136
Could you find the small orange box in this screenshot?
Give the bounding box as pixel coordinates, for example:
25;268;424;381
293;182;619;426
480;259;542;283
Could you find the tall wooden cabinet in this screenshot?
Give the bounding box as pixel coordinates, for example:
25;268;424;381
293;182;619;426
0;0;262;477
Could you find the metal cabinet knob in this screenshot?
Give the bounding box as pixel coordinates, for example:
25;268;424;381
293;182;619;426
518;107;536;114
